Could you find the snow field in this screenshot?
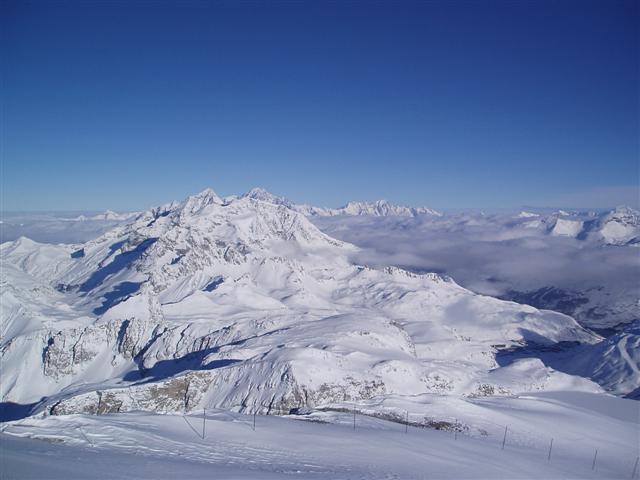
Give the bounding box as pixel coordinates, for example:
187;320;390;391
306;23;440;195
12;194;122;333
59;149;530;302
2;391;638;479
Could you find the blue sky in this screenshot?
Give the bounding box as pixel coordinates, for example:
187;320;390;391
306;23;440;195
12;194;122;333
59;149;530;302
2;0;638;211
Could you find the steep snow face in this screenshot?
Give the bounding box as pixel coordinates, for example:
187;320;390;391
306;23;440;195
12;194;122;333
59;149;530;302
550;218;584;237
0;188;606;419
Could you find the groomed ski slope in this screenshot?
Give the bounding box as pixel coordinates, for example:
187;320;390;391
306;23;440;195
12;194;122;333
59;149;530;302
2;391;638;479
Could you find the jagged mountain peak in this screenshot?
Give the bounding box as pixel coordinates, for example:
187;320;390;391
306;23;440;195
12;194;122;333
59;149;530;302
337;199;441;217
135;188;344;249
238;189;442;218
242;187;292;207
47;188;355;313
145;188;223;222
177;187;224;213
607;205;640;222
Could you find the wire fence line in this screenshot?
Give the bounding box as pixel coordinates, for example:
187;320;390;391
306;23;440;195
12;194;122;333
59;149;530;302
344;405;638;478
76;401;638;479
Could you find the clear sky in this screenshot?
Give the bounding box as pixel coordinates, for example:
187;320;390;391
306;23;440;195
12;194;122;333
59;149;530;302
2;0;638;211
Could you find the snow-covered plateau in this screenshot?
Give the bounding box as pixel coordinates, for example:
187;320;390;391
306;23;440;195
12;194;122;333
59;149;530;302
1;187;638;479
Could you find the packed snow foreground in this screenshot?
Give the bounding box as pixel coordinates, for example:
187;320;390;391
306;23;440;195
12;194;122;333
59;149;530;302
1;188;638;478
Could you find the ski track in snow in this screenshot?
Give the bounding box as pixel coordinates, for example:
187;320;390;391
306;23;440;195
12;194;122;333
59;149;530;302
617;336;640;377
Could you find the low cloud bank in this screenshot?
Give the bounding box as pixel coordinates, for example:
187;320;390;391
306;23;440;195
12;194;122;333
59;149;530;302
311;214;639;331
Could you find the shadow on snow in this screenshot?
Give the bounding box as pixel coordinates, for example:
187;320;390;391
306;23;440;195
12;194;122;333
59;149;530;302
124;350;241;384
79;238;158;293
0;401;40;423
93;281;142;315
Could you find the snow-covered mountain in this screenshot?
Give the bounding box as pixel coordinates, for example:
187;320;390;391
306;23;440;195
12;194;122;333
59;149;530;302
598;206;640;246
2;187;620;422
240;187;294;207
241;187;442;217
326;200;442;217
240;188;638;244
538;207;640;245
549;217;584;237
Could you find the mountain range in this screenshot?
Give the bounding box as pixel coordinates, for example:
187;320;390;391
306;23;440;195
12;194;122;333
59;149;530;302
1;187;637;423
239;187;443;217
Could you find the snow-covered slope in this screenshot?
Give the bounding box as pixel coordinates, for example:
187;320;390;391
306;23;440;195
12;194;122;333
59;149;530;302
2;390;638;479
551;322;640;396
598;206;640;246
0;188;623;424
550;217;584;237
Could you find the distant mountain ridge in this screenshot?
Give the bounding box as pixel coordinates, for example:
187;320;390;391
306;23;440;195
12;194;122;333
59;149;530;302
241;187;442;217
240;188;640;244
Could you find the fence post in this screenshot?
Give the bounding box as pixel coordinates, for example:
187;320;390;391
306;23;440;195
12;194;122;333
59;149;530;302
202;408;205;439
592;449;598;471
78;426;94;447
631;456;639;479
253;412;256;431
405;411;409;434
353;404;356;431
454;418;457;441
547;438;553;461
501;426;508;450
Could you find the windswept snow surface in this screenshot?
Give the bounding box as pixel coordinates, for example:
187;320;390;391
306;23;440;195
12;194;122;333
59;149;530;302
2;392;638;479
